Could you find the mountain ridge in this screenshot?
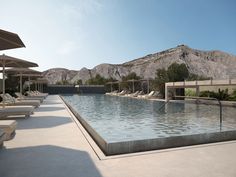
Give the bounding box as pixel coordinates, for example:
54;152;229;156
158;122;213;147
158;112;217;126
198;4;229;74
42;45;236;84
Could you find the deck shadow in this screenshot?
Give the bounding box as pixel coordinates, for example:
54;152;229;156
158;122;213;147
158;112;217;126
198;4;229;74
16;116;72;129
0;145;103;177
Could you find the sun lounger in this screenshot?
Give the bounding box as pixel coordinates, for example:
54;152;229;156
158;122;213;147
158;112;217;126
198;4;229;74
0;106;34;119
26;91;48;98
0;129;6;148
138;91;155;98
0;94;40;108
0;120;17;140
125;91;139;97
105;90;118;95
119;90;130;96
15;92;44;103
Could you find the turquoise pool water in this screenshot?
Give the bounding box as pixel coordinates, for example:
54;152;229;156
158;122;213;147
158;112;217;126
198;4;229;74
62;94;236;143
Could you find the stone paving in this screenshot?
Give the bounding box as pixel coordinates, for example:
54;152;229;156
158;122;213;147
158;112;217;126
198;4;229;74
0;95;236;177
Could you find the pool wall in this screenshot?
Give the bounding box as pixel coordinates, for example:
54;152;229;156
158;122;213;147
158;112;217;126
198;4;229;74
62;96;236;156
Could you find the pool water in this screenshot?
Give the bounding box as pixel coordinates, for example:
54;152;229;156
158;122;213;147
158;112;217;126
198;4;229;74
62;94;236;143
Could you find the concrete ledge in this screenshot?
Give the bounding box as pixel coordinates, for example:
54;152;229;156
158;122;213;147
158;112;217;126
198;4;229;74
105;131;236;155
62;96;236;156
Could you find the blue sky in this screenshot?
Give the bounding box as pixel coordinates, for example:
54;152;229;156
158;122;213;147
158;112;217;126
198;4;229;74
0;0;235;71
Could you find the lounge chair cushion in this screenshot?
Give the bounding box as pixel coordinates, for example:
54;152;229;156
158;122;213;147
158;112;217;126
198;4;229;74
0;106;34;119
0;120;17;140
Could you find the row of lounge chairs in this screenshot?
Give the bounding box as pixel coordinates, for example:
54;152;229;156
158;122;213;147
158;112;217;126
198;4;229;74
0;91;48;147
106;90;161;99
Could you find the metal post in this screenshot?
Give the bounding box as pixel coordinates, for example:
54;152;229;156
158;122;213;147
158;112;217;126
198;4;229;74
2;60;5;108
28;76;31;91
20;74;23;94
165;84;168;102
132;80;134;93
2;61;5;95
217;99;223;130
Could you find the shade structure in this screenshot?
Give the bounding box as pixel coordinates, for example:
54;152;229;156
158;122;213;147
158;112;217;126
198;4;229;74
127;79;139;93
1;67;42;94
13;73;42;92
0;54;38;107
0;29;25;50
32;78;48;92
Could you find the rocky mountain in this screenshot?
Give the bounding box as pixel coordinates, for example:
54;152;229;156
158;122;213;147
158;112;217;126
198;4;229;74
43;45;236;84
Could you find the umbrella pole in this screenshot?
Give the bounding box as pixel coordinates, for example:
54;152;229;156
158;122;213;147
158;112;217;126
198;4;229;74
20;74;22;94
28;76;31;92
2;60;5;108
133;81;134;93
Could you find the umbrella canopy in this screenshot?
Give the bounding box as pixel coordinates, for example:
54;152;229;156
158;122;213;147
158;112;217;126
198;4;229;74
0;54;38;107
1;67;41;94
36;78;48;83
0;29;25;50
1;67;41;74
13;73;42;92
0;54;38;68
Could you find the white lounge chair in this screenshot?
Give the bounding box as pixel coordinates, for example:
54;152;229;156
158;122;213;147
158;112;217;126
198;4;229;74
138;91;155;98
0;120;17;140
15;92;44;103
26;91;47;98
0;129;5;147
1;94;40;108
125;91;139;97
0;106;34;119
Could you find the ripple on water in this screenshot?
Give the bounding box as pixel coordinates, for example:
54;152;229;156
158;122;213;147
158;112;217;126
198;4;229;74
62;95;236;142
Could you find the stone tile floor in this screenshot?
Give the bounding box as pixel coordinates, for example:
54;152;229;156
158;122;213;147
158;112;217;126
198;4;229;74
0;95;236;177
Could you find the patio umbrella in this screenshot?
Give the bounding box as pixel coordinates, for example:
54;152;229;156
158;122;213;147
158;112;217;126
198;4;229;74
0;54;38;107
106;82;114;92
13;73;42;92
33;78;48;92
3;68;41;94
0;29;25;50
127;79;139;93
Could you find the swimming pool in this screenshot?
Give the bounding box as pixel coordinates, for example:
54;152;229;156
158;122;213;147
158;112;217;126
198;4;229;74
62;94;236;155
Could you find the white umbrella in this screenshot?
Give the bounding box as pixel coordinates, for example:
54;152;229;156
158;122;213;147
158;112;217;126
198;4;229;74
13;73;42;92
32;78;48;92
0;29;25;50
0;54;38;107
4;68;41;93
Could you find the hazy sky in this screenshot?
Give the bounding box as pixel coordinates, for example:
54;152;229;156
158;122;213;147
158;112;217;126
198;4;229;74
1;0;236;71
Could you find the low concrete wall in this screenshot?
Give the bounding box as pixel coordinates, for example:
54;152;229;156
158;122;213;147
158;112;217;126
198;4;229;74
46;85;77;94
62;96;236;156
76;85;105;94
106;131;236;155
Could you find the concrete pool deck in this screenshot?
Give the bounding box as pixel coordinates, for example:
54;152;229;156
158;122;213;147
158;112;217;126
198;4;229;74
0;95;236;177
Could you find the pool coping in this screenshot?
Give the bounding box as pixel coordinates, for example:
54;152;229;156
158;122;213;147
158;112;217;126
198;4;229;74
61;95;236;157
